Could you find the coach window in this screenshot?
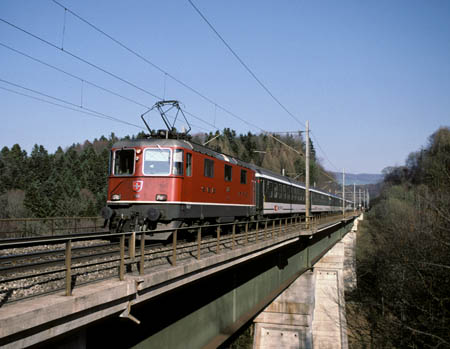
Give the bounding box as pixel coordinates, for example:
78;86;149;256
143;148;171;175
240;169;247;184
204;158;214;178
266;180;272;199
225;164;232;181
186;153;192;176
172;149;184;176
113;149;135;176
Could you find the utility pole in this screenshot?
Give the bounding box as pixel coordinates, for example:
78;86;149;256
353;183;356;212
359;188;361;210
342;169;345;216
367;189;370;208
305;121;310;226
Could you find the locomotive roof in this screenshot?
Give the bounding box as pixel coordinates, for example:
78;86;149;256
112;138;347;202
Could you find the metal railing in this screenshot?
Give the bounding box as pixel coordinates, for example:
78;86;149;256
0;212;359;300
0;216;105;238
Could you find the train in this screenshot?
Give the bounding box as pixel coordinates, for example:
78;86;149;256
101;131;353;240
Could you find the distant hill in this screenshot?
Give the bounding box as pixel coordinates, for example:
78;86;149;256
332;172;384;185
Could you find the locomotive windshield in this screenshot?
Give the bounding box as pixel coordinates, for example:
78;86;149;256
113;149;135;176
143;148;171;175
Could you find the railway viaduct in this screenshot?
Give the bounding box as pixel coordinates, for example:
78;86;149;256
0;214;361;348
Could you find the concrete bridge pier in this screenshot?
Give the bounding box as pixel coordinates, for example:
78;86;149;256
253;270;316;348
311;238;348;349
253;216;361;348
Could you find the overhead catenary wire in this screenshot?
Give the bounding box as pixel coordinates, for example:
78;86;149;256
49;1;269;134
0;42;150;110
310;130;341;172
0;77;145;128
0;84;144;129
51;0;327;163
186;0;345;181
0;15;268;137
187;0;306;129
0;42;211;133
0;17;218;133
0;18;160;101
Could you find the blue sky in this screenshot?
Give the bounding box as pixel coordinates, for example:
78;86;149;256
0;0;449;174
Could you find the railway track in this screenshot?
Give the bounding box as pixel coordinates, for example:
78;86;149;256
0;213;358;305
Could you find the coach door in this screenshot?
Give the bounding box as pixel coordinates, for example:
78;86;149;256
254;175;264;212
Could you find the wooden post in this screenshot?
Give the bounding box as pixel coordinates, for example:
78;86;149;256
232;224;236;249
120;234;125;280
245;223;248;244
129;232;136;259
216;226;221;254
172;229;177;266
140;233;145;275
197;227;202;259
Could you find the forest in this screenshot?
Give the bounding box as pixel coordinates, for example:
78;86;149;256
0;129;336;219
348;127;450;348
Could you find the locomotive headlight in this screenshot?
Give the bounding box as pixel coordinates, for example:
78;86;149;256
112;194;121;201
156;194;167;201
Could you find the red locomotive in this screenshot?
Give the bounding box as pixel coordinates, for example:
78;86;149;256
101;136;255;239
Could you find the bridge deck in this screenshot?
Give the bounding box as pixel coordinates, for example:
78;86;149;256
0;215;357;348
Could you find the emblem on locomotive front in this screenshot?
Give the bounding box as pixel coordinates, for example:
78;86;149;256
132;180;144;192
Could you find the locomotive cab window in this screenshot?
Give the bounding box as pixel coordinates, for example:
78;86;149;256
225;164;232;181
113;149;135;176
240;169;247;184
172;149;184;176
143;148;171;175
204;158;214;178
186;153;192;176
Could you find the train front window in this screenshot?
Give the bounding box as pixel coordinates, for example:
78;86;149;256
113;149;135;176
143;148;171;175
